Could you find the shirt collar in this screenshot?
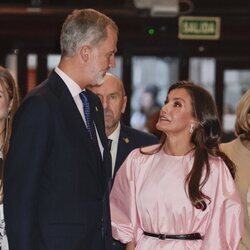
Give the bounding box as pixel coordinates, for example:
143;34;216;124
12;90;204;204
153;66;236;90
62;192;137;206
108;122;121;143
55;67;83;98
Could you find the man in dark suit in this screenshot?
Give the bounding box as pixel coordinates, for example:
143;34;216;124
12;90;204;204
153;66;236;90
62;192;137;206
90;73;159;250
3;9;118;250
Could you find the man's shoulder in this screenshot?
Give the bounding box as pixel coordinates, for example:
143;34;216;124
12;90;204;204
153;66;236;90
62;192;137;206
87;89;102;104
121;124;159;144
24;71;68;102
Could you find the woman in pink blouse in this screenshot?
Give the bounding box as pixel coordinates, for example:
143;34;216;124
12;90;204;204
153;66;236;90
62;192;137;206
110;81;243;250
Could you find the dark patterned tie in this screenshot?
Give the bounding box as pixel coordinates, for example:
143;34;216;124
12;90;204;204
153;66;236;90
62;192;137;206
108;139;112;151
79;91;98;147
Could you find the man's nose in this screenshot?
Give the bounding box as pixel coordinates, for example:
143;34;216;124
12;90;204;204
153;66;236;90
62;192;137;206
102;97;108;109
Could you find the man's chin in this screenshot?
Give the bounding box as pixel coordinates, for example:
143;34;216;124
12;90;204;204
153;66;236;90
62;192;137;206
96;79;104;86
104;121;115;129
95;73;106;86
89;75;105;87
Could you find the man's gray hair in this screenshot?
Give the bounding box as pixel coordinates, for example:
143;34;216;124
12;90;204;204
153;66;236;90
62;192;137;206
60;8;118;57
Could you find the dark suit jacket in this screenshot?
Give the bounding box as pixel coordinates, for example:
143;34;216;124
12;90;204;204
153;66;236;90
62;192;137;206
112;124;158;250
113;124;158;180
3;71;112;250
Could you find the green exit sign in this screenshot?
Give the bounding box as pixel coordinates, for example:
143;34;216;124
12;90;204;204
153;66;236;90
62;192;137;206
178;16;220;40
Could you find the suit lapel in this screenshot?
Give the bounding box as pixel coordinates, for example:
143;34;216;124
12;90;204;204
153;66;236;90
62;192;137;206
49;72;89;143
48;72;105;190
114;125;133;177
85;89;112;188
86;89;107;148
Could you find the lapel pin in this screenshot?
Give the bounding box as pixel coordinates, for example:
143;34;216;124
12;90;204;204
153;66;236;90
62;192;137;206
95;106;98;112
123;137;129;144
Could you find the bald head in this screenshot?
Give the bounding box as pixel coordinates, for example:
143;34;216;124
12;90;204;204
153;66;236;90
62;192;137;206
101;73;125;95
90;73;127;136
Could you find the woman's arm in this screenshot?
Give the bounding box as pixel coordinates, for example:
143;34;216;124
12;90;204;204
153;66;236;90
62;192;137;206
126;241;135;250
110;150;141;245
201;159;243;249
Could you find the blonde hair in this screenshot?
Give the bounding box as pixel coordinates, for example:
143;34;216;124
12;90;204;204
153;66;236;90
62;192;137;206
235;89;250;136
0;66;20;186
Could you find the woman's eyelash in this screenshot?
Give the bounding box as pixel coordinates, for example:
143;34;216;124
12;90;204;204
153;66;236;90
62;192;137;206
173;101;182;107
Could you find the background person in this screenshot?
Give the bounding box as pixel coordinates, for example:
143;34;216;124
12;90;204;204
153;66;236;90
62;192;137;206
130;84;162;138
4;9;118;250
90;73;158;180
110;81;243;250
90;73;158;250
220;89;250;250
0;66;20;250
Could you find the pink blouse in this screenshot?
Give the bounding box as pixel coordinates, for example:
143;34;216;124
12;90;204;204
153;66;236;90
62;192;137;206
110;145;243;250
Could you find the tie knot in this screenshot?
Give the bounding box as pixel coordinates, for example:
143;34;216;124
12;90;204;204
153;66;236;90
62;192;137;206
79;91;88;103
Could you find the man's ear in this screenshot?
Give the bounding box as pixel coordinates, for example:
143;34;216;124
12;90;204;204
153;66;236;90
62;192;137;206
121;96;127;114
79;45;92;62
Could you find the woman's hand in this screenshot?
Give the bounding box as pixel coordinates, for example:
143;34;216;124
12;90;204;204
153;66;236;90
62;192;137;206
126;241;135;250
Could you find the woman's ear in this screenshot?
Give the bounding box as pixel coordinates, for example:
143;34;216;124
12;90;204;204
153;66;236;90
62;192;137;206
189;123;194;134
8;99;13;113
189;119;199;134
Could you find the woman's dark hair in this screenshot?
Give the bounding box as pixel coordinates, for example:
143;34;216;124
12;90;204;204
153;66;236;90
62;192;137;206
141;80;235;211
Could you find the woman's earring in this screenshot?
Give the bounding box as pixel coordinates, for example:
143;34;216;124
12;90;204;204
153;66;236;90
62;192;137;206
190;124;194;134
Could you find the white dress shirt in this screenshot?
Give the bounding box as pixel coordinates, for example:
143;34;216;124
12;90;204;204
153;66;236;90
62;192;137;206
54;67;104;156
108;122;121;177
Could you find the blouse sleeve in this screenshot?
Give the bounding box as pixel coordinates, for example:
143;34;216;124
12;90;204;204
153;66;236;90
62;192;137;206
110;149;140;244
201;159;244;250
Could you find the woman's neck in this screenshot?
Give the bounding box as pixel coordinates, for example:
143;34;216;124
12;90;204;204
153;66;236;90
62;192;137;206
164;137;195;156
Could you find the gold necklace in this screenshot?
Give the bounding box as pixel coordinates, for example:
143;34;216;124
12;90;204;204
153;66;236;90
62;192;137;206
164;145;195;156
184;147;196;156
